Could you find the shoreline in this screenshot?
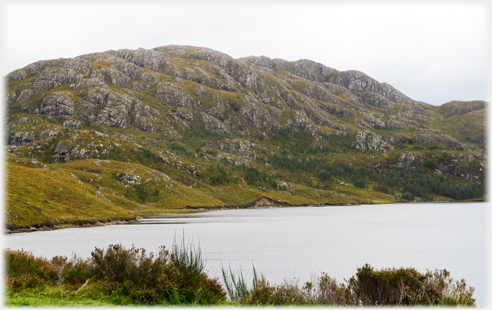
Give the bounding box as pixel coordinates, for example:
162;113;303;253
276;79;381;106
5;198;484;234
180;198;484;212
5;218;141;235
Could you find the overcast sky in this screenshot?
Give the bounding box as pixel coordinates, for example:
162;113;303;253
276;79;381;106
1;1;489;106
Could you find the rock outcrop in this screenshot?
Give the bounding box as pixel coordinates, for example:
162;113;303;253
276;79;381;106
219;139;254;156
335;70;412;105
4;44;486;167
40;92;77;117
393;153;416;169
351;131;392;152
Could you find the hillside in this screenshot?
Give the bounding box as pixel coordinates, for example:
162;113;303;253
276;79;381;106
5;45;487;231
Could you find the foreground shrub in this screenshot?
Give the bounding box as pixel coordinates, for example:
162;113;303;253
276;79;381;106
6;249;58;291
307;273;356;306
224;269;355;306
5;242;226;305
91;244;178;304
53;255;92;285
224;265;475;307
427;269;476;306
348;264;476;306
248;280;307;305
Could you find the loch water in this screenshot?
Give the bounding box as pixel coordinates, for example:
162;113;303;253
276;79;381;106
5;202;488;306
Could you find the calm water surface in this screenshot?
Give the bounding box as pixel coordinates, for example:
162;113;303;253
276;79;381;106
5;203;488;306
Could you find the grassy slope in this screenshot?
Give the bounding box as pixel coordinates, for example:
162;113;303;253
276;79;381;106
6;157;136;229
6;120;485;230
425;105;486;143
11;146;477;230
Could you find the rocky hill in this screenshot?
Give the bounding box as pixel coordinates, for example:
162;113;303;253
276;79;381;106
5;45;487;231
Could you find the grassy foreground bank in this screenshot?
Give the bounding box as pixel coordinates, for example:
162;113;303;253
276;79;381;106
5;242;476;307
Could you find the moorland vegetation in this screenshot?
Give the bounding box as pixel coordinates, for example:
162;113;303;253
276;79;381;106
5;242;476;306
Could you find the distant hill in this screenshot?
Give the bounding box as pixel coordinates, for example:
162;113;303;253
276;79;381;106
5;45;486;231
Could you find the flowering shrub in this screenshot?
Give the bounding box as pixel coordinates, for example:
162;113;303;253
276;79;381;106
6;249;58;290
52;254;92;285
224;265;475;307
5;243;226;305
310;272;356;305
348;264;476;306
226;271;355;306
247;280;307;305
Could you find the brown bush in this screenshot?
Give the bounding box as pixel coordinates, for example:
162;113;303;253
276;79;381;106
5;243;226;305
5;249;58;291
347;264;476;306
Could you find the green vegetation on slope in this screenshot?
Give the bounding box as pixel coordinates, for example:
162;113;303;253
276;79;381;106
6;139;485;231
